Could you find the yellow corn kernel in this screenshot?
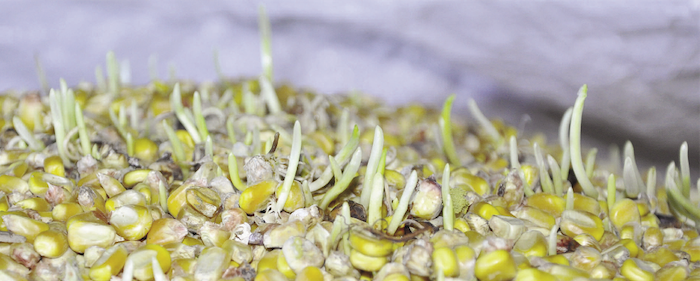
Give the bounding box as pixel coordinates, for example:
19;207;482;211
133;137;159;163
642;226;663;250
176;130;196;148
0;195;7;213
474;250;517;281
277;250;296;279
385;169;406;189
0;175;29;193
33;229;68;258
167;182;198;218
610;199;641;230
432;247;459;277
96;173;126;198
186;187;221;218
106;190;148;212
569;246;601;271
471;202;499;220
621;258;654;281
512;206;556;229
641;246;678;267
590;262;617;279
454;218;470;233
572;193;601;215
685;230;699;240
0;211;28;232
52;202;83;222
7;161;28;178
146;218;188;245
110;205;153;241
28;171;49;196
0;252;29;276
274;181;304;213
617;239;640;258
513;230;548;258
309;131;334;155
640;213;659;228
560;209;604;240
295;266;324;281
66;212;116;253
349;227;394;257
514;268;558;281
665;239;684;251
655;265;688;281
44;155;65;177
2;214;49;243
239;180;277;215
350;249;388;272
495;206;514;217
127;244;172;281
89;244;128;281
636;201;650;216
77;172;99;189
123;169;151;188
257;250;280;272
255;269;288;281
134;183;153;204
14;197;51;212
525;193;565;217
451;170;489;196
541;255;570;266
519;164;537;187
171;258;197;276
182;236;204;247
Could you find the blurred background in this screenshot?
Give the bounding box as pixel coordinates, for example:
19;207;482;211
1;1;698;176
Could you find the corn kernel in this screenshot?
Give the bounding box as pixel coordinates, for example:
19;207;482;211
186;187;221;217
110;205;153;241
543;264;590;279
193;246;229;281
641;246;678;267
239;180;277;215
560;209;604;240
621;258;654;281
28;171;49;196
474;250;517;281
514;268;558;281
33;229;68;258
277;250;296;279
127;244;172;281
655;265;688;281
254;269;287;281
257;250;280;272
96;173;126;198
432;247;459;277
525;193;565;217
350;249;388;272
44;155;65;177
610;199;641;231
274;181;304;213
513;230;548;258
0;175;29;193
66;212;116;253
295;266;324;281
14;197;51;212
471;202;499;220
2;214;49;243
541;255;569;266
52;202;83;222
146;218;188;245
89;244;128;281
133;137;159;163
349;227;394;257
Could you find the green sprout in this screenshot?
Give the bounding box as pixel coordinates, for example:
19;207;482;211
623;141;645;196
623;157;640;198
205;136;213;158
34;55;49;94
106;51;120;95
310;125;360;192
129;101;139;132
12;117;44;151
49;89;69;165
158;180;168;213
162;120;186;163
259;5;273;83
126;132;134;156
646;167;657;208
439;95;460;166
329;155;342;180
569;85;598;198
565;187;574;210
301;180;313;207
338;109;350;145
242;82;258;115
607;174;616;210
378;148;388;176
259;75;282;115
170;84;202;144
548;223;558;256
193;92;210;142
558;107;573;180
226;116;237;145
319;148;363;210
534;143;553;194
367;171;385;227
360;125;384;209
666;161;700;225
442;164;454;231
585;148;597;179
274;121;302;212
387;170;418;235
510;136;520;169
547;155;564;196
468;98;501;145
680;141;690;197
228;153;247;192
74;104;91;157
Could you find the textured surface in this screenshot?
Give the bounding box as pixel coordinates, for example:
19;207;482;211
0;0;698;171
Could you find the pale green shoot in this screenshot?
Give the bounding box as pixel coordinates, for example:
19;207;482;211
646;167;657;204
468;98;501;145
623;141;646;196
548;224;558;256
12;117;44;151
310;125;360;192
205;136;213;158
319;148;363;210
510;136;520;169
623;157;640;198
666;162;700;223
162;120;186;163
569;85;598;198
547;155;563;195
378;148;388;176
338;109;350;145
607;174;616;210
228;153;247;192
259;75;282;115
259;5;273;83
75;104;91;156
34;55;49;94
129;101;138;131
565;187;574;210
387;170;418;235
585;148;597;179
242;82;257;115
170;84;202;144
442;164;454;231
226;116;237;145
680;142;691;197
329;156;342;181
193;92;210;141
367;172;385;227
440;95;460;165
274;121;302;212
360;126;384;208
126;133;134;156
534;142;553;194
49;89;69;165
106;51;120;95
301;180;313;207
559;107;573;180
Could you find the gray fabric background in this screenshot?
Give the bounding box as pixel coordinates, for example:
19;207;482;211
1;1;699;175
